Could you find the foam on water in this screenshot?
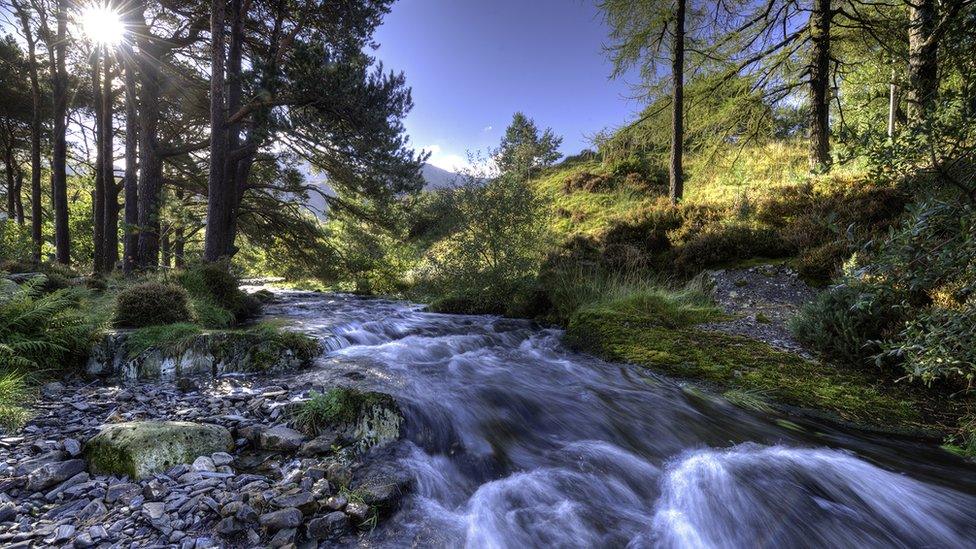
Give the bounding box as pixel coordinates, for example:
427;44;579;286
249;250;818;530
265;291;976;548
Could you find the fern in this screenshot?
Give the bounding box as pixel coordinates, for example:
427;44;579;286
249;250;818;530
0;281;95;372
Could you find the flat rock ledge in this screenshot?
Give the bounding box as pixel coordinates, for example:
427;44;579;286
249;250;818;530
0;377;409;548
87;330;322;381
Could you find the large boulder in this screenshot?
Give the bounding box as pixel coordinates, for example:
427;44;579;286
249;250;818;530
84;421;233;479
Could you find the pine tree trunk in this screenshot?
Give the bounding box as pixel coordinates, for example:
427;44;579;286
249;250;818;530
13;167;24;225
669;0;685;205
11;0;43;262
102;55;119;272
160;225;171;268
122;49;139;275
204;0;231;262
808;0;832;171
135;5;163;269
92;52;106;274
3;138;15;219
907;0;937;123
51;0;70;264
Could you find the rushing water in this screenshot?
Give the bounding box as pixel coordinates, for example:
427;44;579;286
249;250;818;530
264;290;976;548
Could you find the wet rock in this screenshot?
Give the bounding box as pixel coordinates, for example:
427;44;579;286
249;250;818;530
40;382;64;399
323;495;347;511
258;507;302;530
215;517;243;536
344;501;370;522
211;452;234;467
307;511;349;540
350;459;415;514
258;426;304;452
268;527;296;547
176;377;199;393
85;421;233;479
27;459;86;492
299;433;339;456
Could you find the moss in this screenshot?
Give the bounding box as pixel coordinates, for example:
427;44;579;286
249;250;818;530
84;421;233;479
565;301;930;431
127;323;202;358
293;388;395;434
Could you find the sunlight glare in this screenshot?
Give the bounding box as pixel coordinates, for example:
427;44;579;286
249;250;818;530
80;4;125;46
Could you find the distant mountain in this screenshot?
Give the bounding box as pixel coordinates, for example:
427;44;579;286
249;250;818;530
421;163;463;189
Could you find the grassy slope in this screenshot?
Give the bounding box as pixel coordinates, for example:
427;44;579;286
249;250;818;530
533;144;958;436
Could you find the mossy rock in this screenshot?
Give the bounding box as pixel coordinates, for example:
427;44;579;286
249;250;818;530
85;421;233;479
292;388;404;453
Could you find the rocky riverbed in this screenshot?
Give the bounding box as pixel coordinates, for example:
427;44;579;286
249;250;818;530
0;374;412;548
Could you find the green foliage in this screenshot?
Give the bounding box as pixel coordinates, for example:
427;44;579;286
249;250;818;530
0;221;33;265
495;112;563;177
0;280;95;372
292;387;377;435
414;175;552;316
177;262;261;325
114;282;193;328
0;371;31;431
792;283;900;369
885;304;976;388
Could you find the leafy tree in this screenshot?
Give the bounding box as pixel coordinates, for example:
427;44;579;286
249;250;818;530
494;112;563;177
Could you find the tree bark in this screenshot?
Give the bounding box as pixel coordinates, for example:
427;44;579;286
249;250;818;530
204;0;231;262
808;0;832;171
13;0;45;262
14;166;24;224
92;51;106;274
102;55;119;272
907;0;938;124
3;135;15;219
122;47;139;274
51;0;70;263
669;0;685;205
134;5;164;269
160;224;171;268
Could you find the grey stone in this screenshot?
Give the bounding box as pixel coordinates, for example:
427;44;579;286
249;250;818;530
85;421;233;479
323;495;347;511
271;492;316;515
215;517;243;536
258;426;305;452
345;501;369;521
191;456;216;472
0;502;16;522
306;511;349;540
210;452;234;467
258;507;302;530
143;502;165;520
106;482;141;504
27;459;86;492
63;438;82;457
77;499;107;522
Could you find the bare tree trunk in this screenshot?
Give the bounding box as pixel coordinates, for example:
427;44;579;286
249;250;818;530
14;166;24;225
13;0;45;262
122;48;139;275
102;55;119;272
135;5;163;269
887;66;897;138
669;0;685;205
907;0;938;124
51;0;70;264
160;224;171;268
808;0;832;171
204;0;231;262
3;137;15;219
174;224;185;268
92;51;106;274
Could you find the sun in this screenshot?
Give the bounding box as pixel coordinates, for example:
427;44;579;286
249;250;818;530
80;4;125;46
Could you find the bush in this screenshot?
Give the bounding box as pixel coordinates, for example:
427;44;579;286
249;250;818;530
881;303;976;388
114;282;193;328
791;283;900;369
177;262;261;325
0;280;95;374
673;222;791;274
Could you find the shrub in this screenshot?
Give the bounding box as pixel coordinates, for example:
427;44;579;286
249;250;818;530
177;262;261;324
0;281;95;374
114;282;193;328
673;222;791;274
0;371;31;431
127;323;202;357
791;283;900;368
881;303;976;389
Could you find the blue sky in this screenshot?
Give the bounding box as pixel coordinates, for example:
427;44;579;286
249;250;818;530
373;0;641;172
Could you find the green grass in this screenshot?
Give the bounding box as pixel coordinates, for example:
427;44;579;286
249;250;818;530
127;323;203;358
563;289;931;431
0;371;31;431
292;387;391;435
